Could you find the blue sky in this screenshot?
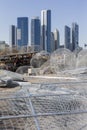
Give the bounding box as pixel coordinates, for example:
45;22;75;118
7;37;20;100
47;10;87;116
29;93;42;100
0;0;87;48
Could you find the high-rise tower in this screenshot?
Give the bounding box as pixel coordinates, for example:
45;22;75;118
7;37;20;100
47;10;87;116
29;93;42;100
54;29;60;50
64;26;70;50
41;10;51;52
17;17;28;47
72;23;79;51
31;17;40;49
9;25;17;47
51;32;55;52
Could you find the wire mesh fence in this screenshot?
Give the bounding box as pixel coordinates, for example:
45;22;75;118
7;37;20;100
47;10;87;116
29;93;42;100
0;83;87;130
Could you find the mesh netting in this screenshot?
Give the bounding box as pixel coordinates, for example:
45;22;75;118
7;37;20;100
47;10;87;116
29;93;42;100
76;49;87;68
30;51;50;68
39;48;76;74
0;78;87;130
50;48;76;72
0;49;87;129
39;49;87;75
16;66;31;74
14;49;87;75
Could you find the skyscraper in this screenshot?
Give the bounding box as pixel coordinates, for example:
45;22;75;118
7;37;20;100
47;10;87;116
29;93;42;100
54;29;60;50
17;17;28;47
31;17;40;48
9;25;17;47
64;26;70;50
41;10;51;52
51;32;55;52
72;23;79;51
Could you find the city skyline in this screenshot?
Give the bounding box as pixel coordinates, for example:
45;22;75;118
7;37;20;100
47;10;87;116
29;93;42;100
0;0;87;48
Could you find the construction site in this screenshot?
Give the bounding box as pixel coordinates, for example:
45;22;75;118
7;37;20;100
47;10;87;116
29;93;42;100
0;48;87;130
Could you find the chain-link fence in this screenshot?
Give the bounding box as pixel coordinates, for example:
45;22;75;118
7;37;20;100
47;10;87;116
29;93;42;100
0;79;87;130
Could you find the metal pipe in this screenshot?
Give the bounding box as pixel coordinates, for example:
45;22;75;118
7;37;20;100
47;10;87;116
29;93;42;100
0;110;87;120
0;93;76;100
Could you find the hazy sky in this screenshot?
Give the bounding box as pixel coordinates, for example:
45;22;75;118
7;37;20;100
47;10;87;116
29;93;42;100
0;0;87;48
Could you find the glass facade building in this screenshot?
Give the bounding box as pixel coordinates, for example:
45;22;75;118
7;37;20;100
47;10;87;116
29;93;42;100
72;23;79;51
51;32;55;52
17;17;28;47
41;10;51;52
54;29;60;50
31;17;40;46
9;25;17;47
65;26;70;49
